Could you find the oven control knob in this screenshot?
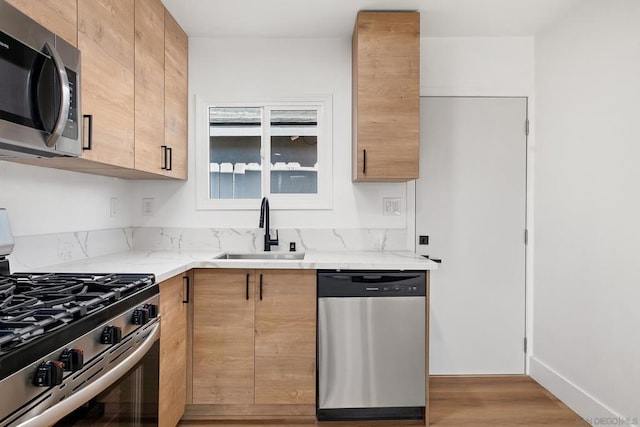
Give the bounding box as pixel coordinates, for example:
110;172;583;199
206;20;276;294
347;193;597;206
132;308;150;325
33;361;64;387
143;303;158;318
60;348;84;371
101;326;122;344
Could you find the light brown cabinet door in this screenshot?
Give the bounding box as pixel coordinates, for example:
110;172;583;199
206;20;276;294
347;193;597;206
134;0;165;175
159;274;187;427
6;0;78;46
254;270;316;405
164;8;189;179
352;11;420;182
78;0;135;169
192;270;255;404
7;0;189;180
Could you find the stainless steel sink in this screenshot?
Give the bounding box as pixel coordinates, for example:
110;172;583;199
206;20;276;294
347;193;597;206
219;252;305;260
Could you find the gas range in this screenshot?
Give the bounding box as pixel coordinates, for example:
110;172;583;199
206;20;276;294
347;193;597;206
0;272;158;377
0;210;161;426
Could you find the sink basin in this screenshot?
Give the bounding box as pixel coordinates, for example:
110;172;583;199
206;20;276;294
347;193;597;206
219;252;305;260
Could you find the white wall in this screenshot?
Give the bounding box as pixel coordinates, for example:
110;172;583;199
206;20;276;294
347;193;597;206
0;161;131;236
0;35;536;255
532;0;640;423
131;37;407;231
421;37;534;96
1;36;536;246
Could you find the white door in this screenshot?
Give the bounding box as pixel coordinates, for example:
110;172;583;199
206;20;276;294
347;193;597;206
417;97;527;374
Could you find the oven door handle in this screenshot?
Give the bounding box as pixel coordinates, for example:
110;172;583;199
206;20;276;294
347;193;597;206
16;322;160;427
43;42;70;148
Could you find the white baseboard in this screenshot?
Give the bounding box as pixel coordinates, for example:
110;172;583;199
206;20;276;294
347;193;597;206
529;356;637;426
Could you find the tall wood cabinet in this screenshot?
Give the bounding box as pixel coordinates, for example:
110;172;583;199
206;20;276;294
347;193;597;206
7;0;189;180
158;273;188;427
6;0;78;46
163;9;188;180
134;0;165;175
79;0;136;170
352;11;420;182
190;269;316;417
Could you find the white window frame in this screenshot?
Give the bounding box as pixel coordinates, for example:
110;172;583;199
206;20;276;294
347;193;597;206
195;95;333;210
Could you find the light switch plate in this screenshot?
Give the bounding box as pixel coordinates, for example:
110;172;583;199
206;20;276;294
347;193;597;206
110;197;117;217
383;197;401;216
142;198;154;216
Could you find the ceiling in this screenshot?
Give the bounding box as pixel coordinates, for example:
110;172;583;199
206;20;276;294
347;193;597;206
162;0;583;39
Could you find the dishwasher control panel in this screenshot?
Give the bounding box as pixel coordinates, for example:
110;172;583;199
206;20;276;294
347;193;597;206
317;270;426;297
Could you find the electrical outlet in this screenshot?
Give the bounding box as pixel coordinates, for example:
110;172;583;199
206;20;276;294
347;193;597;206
383;197;401;216
142;198;154;216
419;235;429;245
110;197;117;217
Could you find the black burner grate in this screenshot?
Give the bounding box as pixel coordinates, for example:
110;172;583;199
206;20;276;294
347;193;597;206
0;273;155;355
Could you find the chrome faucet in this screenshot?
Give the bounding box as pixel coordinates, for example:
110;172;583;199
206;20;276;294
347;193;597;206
259;197;279;251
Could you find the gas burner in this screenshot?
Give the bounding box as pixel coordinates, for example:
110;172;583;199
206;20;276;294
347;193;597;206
0;273;155;356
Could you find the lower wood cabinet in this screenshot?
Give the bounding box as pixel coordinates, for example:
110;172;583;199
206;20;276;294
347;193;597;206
158;273;188;426
190;269;316;417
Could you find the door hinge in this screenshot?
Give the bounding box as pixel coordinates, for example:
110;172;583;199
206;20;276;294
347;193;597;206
524;229;529;245
525;119;530;136
524;337;528;353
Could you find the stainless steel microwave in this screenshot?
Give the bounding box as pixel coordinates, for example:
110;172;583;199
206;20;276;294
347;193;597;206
0;0;81;158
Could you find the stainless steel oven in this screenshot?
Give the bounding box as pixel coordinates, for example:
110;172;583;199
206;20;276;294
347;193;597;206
0;288;161;427
0;0;81;158
52;332;159;427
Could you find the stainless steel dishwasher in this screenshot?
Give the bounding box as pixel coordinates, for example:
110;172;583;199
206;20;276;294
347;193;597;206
317;270;426;421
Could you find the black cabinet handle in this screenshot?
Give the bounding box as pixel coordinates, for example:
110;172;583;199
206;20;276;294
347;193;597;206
82;114;93;150
161;145;168;170
246;274;250;300
182;276;190;303
362;149;366;174
259;274;263;300
421;255;442;264
167;147;173;171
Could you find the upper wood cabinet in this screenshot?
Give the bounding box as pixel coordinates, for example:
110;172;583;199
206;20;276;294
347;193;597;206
134;0;165;175
6;0;78;47
78;0;136;170
158;273;188;427
352;11;420;182
7;0;188;180
163;8;189;179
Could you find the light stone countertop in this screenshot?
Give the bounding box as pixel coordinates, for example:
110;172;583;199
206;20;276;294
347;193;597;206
31;249;438;282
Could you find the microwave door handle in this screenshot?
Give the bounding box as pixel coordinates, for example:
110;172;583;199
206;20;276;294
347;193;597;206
43;42;70;148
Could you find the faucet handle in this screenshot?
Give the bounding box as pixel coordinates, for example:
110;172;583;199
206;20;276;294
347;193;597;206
267;229;279;247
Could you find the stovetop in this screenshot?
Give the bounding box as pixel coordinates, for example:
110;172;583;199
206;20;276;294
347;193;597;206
0;272;156;357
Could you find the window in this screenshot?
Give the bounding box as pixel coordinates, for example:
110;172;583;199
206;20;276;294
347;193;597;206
196;96;332;210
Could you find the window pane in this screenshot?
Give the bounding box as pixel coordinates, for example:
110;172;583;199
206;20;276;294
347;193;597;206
209;107;262;199
270;109;318;194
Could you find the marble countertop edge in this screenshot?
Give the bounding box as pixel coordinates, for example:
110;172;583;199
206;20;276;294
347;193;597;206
27;249;438;283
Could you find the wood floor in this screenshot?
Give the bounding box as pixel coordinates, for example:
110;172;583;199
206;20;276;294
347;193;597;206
179;376;589;426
